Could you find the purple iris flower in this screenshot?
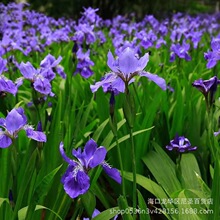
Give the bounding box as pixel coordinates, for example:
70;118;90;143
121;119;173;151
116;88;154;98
40;54;66;79
166;135;197;153
0;75;17;96
74;48;94;78
18;61;53;96
90;47;167;94
192;76;220;106
0;107;46;148
204;38;220;69
170;42;191;62
59;139;121;199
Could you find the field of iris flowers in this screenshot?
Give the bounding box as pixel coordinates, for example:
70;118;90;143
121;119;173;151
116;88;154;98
0;2;220;220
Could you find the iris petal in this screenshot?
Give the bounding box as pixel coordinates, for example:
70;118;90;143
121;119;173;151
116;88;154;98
140;71;167;90
88;147;107;168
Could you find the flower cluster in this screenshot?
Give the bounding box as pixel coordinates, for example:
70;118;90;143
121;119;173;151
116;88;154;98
18;54;66;96
60;139;121;199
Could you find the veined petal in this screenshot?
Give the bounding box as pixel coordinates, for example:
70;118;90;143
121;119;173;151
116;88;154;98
0;133;12;148
84;139;97;160
33;77;51;95
90;73;116;93
118;47;138;76
25;127;47;142
88;146;107;168
102;162;121;184
62;170;90;199
140;71;167;90
111;77;125;93
19;61;36;80
5;108;26;133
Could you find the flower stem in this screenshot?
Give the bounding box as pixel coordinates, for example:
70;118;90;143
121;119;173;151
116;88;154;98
115;135;126;197
129;127;137;219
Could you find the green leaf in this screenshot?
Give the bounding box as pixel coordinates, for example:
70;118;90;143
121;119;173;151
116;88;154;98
180;153;201;190
18;205;62;220
142;143;181;196
117;195;133;220
124;171;174;209
177;190;206;220
93;207;120;220
91;183;111;209
33;164;63;203
108;126;154;151
92;118;109;141
209;160;220;220
81;190;96;218
137;190;151;220
25;164;63;219
12;149;38;220
0;198;9;208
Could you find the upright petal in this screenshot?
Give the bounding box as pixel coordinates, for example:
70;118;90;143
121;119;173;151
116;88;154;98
137;53;149;71
140;71;167;90
88;147;107;168
19;62;36;80
118;47;138;76
107;51;118;72
5;108;26;133
84;139;98;160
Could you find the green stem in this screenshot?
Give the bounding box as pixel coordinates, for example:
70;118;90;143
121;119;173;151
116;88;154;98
129;127;137;219
115;135;126;197
132;84;144;114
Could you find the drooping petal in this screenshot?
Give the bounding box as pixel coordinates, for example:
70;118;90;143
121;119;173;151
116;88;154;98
88;146;107;168
62;170;90;199
118;47;138;76
140;71;167;90
0;133;12;148
33;77;51;95
0;76;17;95
102;162;121;184
60;142;78;166
25;127;47;142
5;108;27;134
111;77;125;93
206;59;217;69
90;73;117;93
